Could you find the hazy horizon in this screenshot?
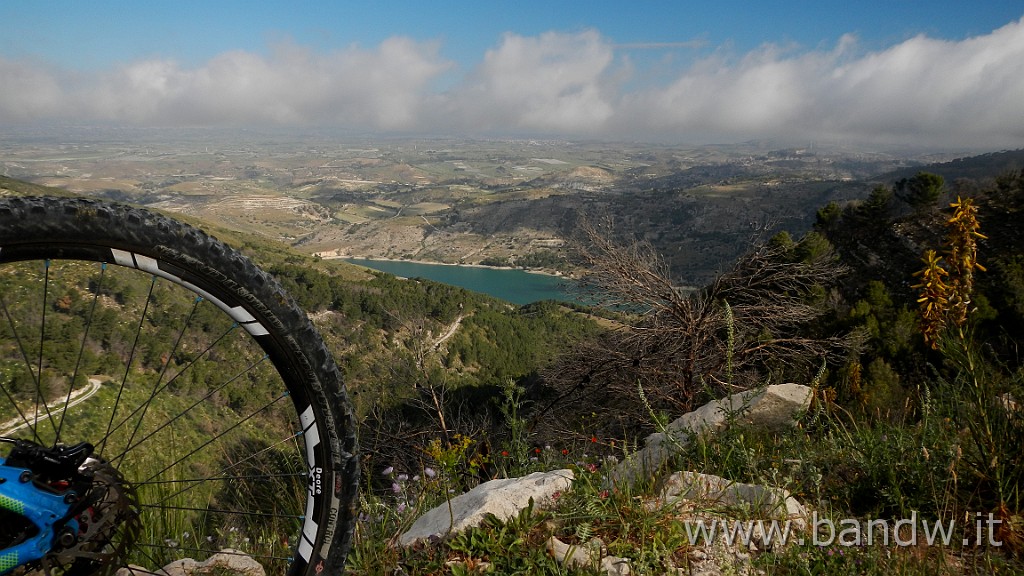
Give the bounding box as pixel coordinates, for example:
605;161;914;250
3;2;1023;151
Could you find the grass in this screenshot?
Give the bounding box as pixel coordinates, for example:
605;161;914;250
347;382;1023;576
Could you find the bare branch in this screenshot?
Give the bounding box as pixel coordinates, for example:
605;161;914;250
546;220;859;425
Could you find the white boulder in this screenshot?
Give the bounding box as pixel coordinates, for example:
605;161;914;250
398;469;574;547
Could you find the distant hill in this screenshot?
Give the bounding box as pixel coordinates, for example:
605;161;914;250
871;148;1024;185
0;175;77;197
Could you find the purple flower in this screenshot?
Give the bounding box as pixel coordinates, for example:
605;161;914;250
391;482;401;494
382;466;394;476
424;467;437;478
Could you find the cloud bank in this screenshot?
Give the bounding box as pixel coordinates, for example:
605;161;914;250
2;19;1023;149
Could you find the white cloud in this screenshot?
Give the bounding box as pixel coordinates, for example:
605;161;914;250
2;19;1023;149
440;30;616;134
2;38;451;130
0;57;66;121
613;19;1024;147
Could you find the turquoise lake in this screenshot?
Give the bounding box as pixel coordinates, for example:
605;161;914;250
345;258;579;305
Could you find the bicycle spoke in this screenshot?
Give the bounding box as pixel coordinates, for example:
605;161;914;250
152;431;303;505
142;391;292;485
97;321;243;454
54;262;107;446
107;354;270;464
0;197;356;575
0;280;43;443
101;275;158;455
139;503;303;520
34;259;59;440
121;295;203;456
135;471;305;486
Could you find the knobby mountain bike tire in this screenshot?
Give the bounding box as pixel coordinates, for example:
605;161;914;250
0;196;357;575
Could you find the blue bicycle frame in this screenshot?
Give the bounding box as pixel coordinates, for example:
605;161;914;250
0;457;78;574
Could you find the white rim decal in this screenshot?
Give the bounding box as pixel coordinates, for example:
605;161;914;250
109;249;270;336
298;404;321;562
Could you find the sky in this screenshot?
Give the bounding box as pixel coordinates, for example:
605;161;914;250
2;1;1023;150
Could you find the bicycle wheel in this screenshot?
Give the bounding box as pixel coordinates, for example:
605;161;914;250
0;196;357;575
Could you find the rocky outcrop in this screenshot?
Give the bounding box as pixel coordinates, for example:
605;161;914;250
397;469;574;547
546;536;631;576
117;550;265;576
658;471;809;533
394;385;813;575
605;384;812;488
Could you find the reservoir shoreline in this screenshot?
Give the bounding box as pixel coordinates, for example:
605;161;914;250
321;254;570;278
332;256;580;305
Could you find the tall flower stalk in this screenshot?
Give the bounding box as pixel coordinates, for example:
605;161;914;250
913;196;986;348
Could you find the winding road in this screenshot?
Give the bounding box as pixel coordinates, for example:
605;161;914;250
432;314;464;350
0;378;104;436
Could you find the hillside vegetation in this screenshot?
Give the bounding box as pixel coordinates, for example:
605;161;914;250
344;158;1024;575
3;148;1024;574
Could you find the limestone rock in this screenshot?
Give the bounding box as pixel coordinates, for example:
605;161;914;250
546;536;631;576
117;550;265;576
659;471;808;532
398;469;574;547
605;384;811;488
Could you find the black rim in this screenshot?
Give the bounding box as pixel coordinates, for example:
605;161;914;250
0;200;350;576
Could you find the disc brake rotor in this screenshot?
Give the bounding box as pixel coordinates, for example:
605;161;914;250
36;458;141;576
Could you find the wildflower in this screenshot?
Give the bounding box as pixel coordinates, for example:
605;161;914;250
535;448;541;455
397;473;409;482
599;490;609;498
382;466;394;476
501;450;509;457
590;436;598;443
425;467;437;478
412;475;420;482
396;503;407;514
391;482;401;494
562;449;569;456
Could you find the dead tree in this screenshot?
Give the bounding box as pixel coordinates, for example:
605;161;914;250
544;219;860;428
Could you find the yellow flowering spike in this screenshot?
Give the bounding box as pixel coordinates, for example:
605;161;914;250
914;196;986;347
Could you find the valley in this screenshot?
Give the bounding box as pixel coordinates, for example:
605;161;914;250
0;126;957;284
